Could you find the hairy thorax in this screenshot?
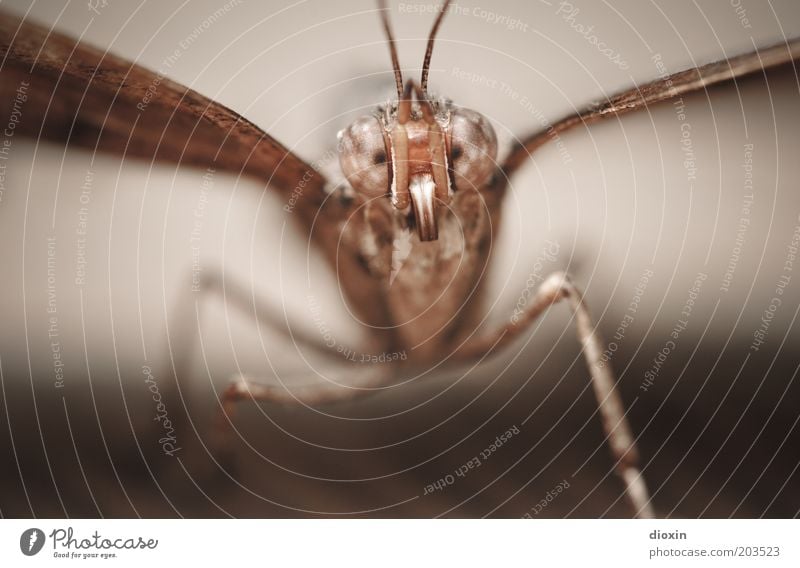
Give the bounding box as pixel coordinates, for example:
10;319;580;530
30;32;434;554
343;187;498;363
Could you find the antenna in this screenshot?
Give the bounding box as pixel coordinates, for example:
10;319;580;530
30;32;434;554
420;0;452;96
378;0;404;100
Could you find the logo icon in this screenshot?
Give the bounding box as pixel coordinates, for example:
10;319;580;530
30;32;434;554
20;528;45;556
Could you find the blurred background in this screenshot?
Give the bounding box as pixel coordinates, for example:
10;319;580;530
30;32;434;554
0;0;798;518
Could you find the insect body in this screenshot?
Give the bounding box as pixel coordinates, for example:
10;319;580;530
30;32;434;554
336;95;499;360
327;2;504;363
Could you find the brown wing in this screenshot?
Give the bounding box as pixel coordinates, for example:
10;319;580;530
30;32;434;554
497;38;800;185
0;9;326;211
0;9;399;332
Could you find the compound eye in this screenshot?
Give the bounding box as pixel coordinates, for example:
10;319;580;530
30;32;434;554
447;108;498;192
337;115;390;198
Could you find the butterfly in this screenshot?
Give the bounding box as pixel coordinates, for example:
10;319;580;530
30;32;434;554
1;1;798;518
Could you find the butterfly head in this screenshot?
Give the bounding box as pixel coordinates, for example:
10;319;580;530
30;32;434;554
336;1;496;242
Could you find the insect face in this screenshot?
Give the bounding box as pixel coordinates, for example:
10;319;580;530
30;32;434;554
337;0;496;242
338;98;497;241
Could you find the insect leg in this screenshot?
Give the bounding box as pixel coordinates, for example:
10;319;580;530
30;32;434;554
211;367;395;462
166;267;351;387
161;266;362;466
457;271;655;518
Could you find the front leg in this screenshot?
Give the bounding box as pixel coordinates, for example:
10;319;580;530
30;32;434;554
212;367;396;465
457;272;655;519
164;266;364;410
